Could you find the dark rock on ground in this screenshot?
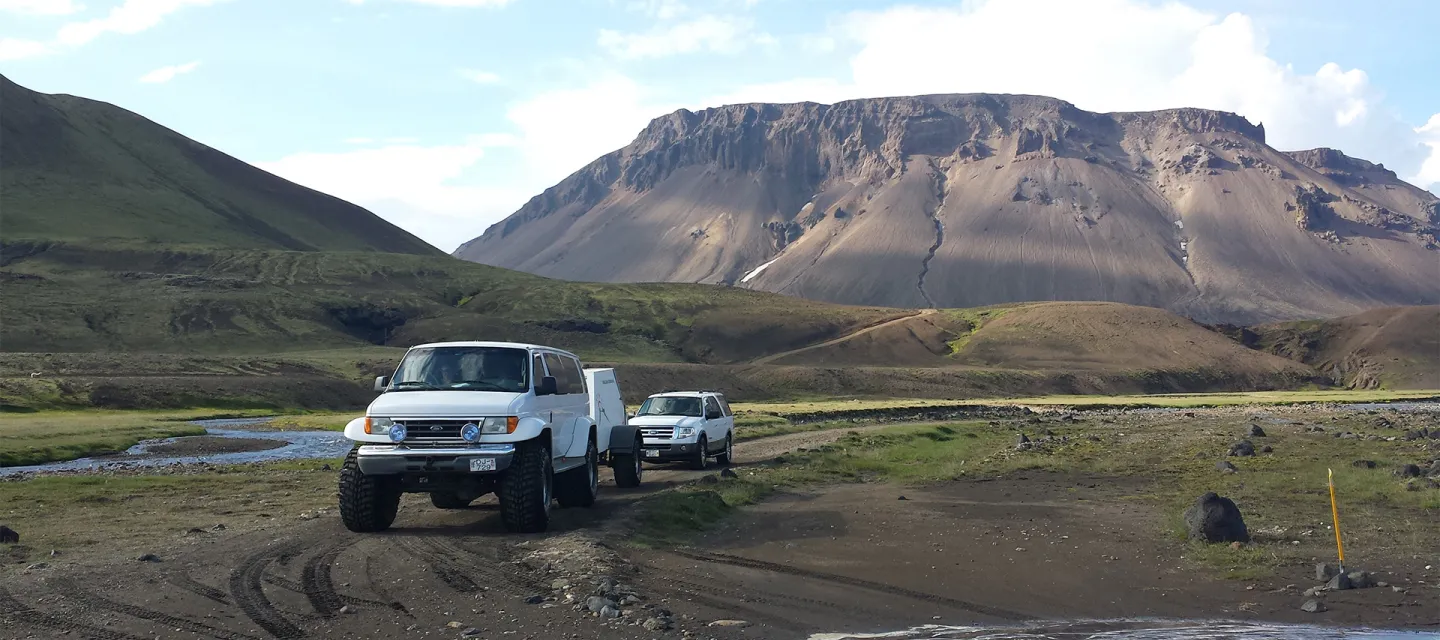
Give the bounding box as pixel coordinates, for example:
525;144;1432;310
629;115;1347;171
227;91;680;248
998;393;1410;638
1352;460;1378;469
1301;599;1325;613
697;474;720;485
1016;433;1030;445
720;468;738;479
1229;440;1256;457
1261;445;1273;453
1347;571;1376;589
897;495;908;500
1327;572;1352;591
525;595;545;604
1249;424;1267;437
1216;461;1238;473
137;553;161;562
587;596;617;613
1396;464;1422;478
1183;492;1250;543
1316;562;1337;581
0;526;17;544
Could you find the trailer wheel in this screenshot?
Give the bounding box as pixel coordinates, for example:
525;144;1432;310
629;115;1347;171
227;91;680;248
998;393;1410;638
556;436;598;508
500;439;552;533
338;448;401;533
612;434;643;488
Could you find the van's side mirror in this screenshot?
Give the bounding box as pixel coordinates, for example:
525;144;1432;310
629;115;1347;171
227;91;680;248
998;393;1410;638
373;376;389;392
536;376;558;396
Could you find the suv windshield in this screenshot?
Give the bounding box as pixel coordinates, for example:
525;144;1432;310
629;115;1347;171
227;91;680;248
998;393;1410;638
636;396;702;417
389;346;529;392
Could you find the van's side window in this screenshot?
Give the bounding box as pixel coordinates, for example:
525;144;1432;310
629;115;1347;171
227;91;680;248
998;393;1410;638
716;395;733;416
704;397;720;419
541;353;566;393
563;356;586;395
532;354;546;390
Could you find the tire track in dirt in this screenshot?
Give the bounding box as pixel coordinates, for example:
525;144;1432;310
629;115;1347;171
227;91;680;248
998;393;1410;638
300;539;352;617
668;550;1029;621
363;553;414;617
52;577;260;640
169;572;232;605
393;537;480;593
0;585;147;640
643;567;896;621
263;574;392;611
664;586;805;632
229;544;307;639
419;537;548;594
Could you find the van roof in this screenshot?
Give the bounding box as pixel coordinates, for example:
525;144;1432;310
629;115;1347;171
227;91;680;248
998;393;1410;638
408;342;579;359
647;391;723;398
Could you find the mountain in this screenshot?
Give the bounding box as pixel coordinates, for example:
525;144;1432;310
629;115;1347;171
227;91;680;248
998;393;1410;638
1214;305;1440;390
455;94;1440;324
0;74;437;254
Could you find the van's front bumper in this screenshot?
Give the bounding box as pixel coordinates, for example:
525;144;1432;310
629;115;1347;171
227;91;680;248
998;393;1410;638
356;443;515;475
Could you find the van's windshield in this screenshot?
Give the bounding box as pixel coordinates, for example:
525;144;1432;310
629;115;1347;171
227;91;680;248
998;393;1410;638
636;396;702;417
389;346;529;392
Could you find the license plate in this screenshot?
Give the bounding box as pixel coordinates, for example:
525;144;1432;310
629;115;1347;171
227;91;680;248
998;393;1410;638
469;458;497;472
643;450;660;458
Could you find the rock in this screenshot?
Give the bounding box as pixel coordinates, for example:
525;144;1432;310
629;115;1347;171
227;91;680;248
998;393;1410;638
897;495;908;501
1340;432;1359;440
1303;586;1325;597
600;605;622;619
1228;440;1256;457
339;605;354;614
137;553;161;562
1216;461;1238;473
587;596;617;613
1352;460;1378;469
462;628;481;637
622;595;642;606
1016;433;1030;445
1316;562;1337;581
1327;572;1352;591
1261;445;1273;453
446;622;463;629
1347;571;1376;589
526;595;546;604
1396;464;1422;479
1248;425;1267;437
1183;492;1250;543
1301;599;1325;613
697;474;719;485
720;468;738;479
551;578;570;590
708;620;751;628
1392;586;1408;593
643;617;672;631
0;525;17;544
211;523;226;531
321;463;332;471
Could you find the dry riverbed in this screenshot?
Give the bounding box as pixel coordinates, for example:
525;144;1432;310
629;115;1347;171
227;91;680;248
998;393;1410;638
0;404;1437;639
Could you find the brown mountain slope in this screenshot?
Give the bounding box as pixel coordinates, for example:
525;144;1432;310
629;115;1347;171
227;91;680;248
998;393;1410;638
455;94;1440;324
1215;305;1440;389
0;74;438;254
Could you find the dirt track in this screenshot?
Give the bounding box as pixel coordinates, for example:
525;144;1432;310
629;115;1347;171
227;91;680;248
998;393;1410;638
3;425;1436;640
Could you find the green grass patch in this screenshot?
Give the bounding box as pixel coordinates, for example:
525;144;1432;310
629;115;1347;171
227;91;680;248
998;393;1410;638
0;411;223;466
996;389;1440;408
633;478;775;546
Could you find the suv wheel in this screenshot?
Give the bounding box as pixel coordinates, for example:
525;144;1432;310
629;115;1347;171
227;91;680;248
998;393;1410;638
715;433;734;466
612;434;643;488
338;448;401;533
500;439;552;533
430;491;472;509
556;436;599;508
689;435;709;470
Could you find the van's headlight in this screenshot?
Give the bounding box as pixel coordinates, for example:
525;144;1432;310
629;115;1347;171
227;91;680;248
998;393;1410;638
481;417;519;434
364;417;394;435
675;427;696;438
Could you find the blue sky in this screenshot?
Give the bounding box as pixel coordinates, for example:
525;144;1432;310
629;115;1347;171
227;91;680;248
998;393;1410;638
3;0;1438;251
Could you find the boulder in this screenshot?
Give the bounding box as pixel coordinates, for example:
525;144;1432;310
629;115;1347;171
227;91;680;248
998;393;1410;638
1301;599;1325;613
1249;424;1267;437
0;526;17;544
1316;562;1337;581
1351;460;1378;469
1396;464;1422;479
1216;460;1238;473
1183;492;1250;543
1228;440;1256;457
1347;571;1376;589
1327;572;1352;591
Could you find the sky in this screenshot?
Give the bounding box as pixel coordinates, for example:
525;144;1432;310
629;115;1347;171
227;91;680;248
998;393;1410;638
3;0;1438;252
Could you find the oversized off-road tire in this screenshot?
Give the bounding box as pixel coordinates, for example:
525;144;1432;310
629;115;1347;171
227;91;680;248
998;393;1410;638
556;436;598;508
500;440;552;533
338;448;401;533
715;433;734;466
430;492;472;509
612;434;643;489
689;435;709;470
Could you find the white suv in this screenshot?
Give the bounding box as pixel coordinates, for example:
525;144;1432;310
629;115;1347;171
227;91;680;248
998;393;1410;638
629;391;735;469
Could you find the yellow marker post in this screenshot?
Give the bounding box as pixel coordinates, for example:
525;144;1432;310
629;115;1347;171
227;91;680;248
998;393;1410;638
1328;468;1345;571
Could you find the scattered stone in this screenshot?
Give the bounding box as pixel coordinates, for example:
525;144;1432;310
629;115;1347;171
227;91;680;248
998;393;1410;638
600;605;622;619
551;578;570;590
1301;599;1326;613
462;628;481;637
1228;440;1256;457
1327;572;1352;591
709;620;751;628
1316;563;1337;581
622;594;642;606
587;596;617;613
211;523;226;531
339;605;354;614
321;463;332;471
1340;432;1359;440
1248;425;1267;437
446;621;463;629
720;468;738;479
23;562;47;573
1261;445;1274;453
137;553;161;562
1352;460;1378;469
1347;571;1376;589
1392;586;1408;594
643;617;672;631
697;474;719;485
897;495;909;501
1216;461;1238;474
1016;433;1030;445
1183;492;1249;543
525;595;545;604
0;525;17;544
1303;586;1325;597
1396;464;1422;479
49;549;59;557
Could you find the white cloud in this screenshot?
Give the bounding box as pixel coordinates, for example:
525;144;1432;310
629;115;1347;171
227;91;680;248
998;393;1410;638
598;15;767;59
1414;114;1440;194
390;0;515;6
623;0;686;19
458;68;501;84
58;0;219;47
255;136;526;250
0;0;81;15
344;137;375;144
138;60;200;83
0;37;50;60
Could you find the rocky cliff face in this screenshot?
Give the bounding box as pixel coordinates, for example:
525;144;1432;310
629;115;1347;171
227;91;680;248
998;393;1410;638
455;94;1439;324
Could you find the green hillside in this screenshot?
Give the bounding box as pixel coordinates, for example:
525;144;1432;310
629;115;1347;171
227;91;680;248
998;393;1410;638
0;74;438;254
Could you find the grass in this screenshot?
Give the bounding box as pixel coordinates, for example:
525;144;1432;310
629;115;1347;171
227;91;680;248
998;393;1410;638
995;389;1440;408
0;411;221;467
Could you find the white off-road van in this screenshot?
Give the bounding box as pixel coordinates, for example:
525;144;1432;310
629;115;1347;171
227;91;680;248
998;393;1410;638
630;391;735;469
338;342;642;534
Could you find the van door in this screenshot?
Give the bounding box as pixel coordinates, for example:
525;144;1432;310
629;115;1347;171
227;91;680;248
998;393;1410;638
715;394;735;442
559;355;589;456
702;396;724;451
540;352;575;455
